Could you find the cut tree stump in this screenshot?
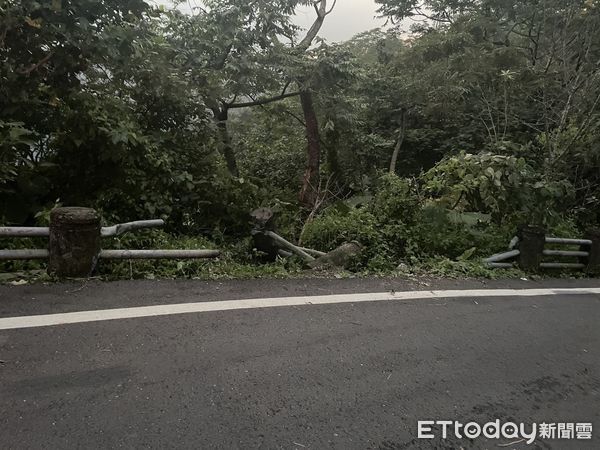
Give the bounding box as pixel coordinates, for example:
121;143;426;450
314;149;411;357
249;208;340;266
263;231;315;262
48;207;101;277
251;230;281;261
250;207;276;230
250;207;280;261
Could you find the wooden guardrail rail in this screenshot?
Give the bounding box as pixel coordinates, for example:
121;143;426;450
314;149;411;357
0;207;220;277
484;226;600;273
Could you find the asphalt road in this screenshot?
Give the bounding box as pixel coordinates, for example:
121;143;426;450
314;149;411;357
0;277;599;449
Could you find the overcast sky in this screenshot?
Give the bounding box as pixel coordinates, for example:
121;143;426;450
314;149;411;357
162;1;386;42
294;0;386;42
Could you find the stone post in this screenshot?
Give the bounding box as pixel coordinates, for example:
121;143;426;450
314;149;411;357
517;225;546;271
584;228;600;275
48;207;101;277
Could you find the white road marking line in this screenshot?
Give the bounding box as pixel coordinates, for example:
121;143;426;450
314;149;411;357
0;287;599;331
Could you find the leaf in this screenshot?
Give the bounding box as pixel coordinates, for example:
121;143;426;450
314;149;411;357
457;247;477;261
25;17;42;28
79;17;89;31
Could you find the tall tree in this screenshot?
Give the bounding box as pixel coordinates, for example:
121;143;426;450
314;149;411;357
376;0;600;220
166;0;335;183
294;0;335;206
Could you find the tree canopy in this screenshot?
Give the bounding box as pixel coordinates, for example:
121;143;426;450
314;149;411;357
2;0;600;274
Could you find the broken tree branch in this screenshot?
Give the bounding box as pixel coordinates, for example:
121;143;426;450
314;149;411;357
295;0;329;53
263;230;315;262
16;50;55;75
228;91;300;109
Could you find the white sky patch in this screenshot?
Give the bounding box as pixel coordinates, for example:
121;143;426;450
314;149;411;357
294;0;386;42
155;0;386;42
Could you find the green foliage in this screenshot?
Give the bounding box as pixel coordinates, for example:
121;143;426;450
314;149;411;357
423;151;574;225
302;171;559;272
302;207;380;252
412;257;523;279
371;173;421;223
2;0;600;281
232;103;306;192
303;174;427;270
0;120;35;192
99;230;303;280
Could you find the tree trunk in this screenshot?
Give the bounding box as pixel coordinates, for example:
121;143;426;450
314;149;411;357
389;108;406;174
325;127;341;183
299;90;321;207
213;106;239;177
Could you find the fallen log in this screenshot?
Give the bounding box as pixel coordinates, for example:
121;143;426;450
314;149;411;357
99;249;220;259
308;242;363;269
263;231;315;262
249;207;325;263
298;247;326;257
101;219;164;237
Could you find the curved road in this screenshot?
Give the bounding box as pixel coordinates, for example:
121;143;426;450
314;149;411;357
0;277;599;449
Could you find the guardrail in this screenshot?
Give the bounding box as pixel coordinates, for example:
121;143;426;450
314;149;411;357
485;226;600;273
0;207;220;277
0;219;166;239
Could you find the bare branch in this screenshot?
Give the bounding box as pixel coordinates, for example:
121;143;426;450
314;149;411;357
282;109;307;127
295;0;329;53
210;42;234;70
280;80;292;96
325;0;337;16
16;50;55;75
228;91;300;109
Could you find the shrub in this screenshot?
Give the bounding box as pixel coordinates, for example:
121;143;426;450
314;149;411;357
302;208;380;252
370;172;421;224
302;174;420;270
302;172;526;270
422;151;574;225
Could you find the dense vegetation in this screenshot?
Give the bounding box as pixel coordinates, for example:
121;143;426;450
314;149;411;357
1;0;599;277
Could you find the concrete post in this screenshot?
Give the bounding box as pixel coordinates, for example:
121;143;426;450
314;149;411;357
517;225;546;271
584;228;600;275
48;207;101;277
